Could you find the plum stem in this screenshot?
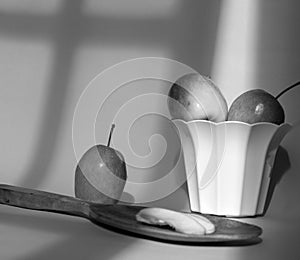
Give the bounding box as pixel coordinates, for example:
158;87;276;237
107;124;115;147
276;81;300;99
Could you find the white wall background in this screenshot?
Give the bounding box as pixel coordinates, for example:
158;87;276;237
0;0;299;218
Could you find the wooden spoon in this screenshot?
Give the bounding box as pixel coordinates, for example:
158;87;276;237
0;184;262;245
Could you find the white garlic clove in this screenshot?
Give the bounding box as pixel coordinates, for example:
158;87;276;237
186;213;215;234
136;207;207;235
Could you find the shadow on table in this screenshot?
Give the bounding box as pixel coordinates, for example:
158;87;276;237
263;146;291;215
0;209;134;260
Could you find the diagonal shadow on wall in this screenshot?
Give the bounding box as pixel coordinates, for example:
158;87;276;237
0;0;222;259
0;0;222;189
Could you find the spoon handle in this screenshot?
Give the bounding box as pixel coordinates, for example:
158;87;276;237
0;184;90;218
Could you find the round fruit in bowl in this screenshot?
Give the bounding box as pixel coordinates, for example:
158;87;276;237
227;81;300;125
168;73;228;122
228;89;285;125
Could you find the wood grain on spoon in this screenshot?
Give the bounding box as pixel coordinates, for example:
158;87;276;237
0;184;90;218
0;184;263;245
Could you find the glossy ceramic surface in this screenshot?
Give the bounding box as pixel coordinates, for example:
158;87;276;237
173;119;292;216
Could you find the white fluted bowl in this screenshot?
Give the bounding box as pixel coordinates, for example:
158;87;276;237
173;119;292;217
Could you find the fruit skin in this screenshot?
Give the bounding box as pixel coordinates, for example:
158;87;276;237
228;89;285;125
168;73;228;122
75;145;127;204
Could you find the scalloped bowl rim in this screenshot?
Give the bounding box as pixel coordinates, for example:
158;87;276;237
172;118;292;128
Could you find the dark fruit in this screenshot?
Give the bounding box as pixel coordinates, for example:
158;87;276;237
228;89;285;124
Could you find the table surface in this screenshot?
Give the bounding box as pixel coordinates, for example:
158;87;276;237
0;199;299;260
1;141;299;260
1;129;298;260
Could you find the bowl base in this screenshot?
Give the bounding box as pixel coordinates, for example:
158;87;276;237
191;210;265;218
